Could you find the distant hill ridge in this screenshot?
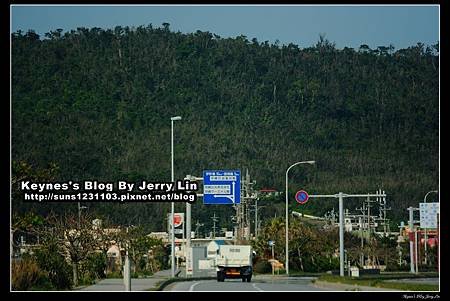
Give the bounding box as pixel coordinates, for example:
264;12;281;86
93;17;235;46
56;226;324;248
11;25;439;228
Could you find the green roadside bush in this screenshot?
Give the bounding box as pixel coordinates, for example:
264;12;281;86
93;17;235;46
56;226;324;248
11;257;49;291
254;260;272;274
84;252;107;280
132;270;153;278
34;242;72;289
106;271;122;278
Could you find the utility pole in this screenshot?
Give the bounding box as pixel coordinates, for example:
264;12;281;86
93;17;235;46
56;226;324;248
437;213;439;273
255;198;258;238
235;169;257;241
356;195;377;267
124;252;131;291
185;201;190;277
233;203;241;240
415;230;419;274
357;202;366;266
309;191;386;277
232;216;238;243
211;213;218;239
339;193;344;277
78;202;81;229
359;216;364;266
398;222;405;266
252;202;264;239
366;196;372;237
195;220;203;238
364;193;378;266
77;202;87;229
124;227;131;291
408;207;419;274
376;189;391;237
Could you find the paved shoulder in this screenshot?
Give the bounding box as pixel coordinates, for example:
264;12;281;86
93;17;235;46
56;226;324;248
80;269;171;291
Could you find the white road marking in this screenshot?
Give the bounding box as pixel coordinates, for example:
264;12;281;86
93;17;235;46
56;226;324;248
252;283;264;291
189;281;201;292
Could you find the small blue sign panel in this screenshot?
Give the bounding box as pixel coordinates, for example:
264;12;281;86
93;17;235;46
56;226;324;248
295;190;309;204
203;170;240;204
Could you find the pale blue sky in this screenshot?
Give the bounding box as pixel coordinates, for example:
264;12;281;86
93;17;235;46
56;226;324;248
11;5;439;50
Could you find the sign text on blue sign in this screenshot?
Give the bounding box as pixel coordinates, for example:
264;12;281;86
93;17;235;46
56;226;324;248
203;170;240;204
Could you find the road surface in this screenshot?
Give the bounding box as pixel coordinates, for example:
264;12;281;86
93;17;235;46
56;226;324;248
164;275;332;291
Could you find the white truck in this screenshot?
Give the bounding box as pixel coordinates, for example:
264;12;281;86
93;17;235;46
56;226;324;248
216;245;253;282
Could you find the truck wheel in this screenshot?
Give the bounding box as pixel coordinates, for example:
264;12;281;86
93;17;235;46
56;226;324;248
217;272;224;282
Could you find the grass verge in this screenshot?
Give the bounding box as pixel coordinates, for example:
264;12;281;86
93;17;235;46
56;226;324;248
317;275;439;291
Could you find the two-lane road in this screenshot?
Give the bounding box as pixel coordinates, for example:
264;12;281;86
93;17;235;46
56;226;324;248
165;276;332;291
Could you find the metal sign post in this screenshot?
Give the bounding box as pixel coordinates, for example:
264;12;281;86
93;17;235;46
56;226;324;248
408;207;419;273
124;251;131;291
415;230;419;274
422;190;438;265
419;201;439;265
269;240;275;275
184;175;204;277
308;192;386;277
186;200;191;277
339;193;344;276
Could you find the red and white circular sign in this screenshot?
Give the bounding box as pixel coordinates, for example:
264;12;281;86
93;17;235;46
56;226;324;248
173;214;184;227
295;190;309;204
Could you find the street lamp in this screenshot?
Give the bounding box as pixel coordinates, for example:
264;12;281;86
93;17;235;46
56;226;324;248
285;160;315;276
423;190;438;265
170;116;182;278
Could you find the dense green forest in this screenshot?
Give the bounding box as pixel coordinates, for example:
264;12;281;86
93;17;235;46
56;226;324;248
11;24;439;232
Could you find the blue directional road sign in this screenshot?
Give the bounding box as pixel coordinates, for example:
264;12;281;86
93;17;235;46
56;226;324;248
203;170;240;204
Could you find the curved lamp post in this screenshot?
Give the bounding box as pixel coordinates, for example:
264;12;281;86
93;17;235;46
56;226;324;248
285;160;315;276
170;116;182;277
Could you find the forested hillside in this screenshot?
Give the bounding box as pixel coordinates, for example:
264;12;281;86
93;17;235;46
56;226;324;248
11;24;439;230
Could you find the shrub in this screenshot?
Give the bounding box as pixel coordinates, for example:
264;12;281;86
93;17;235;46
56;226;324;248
78;274;95;286
132;270;153;278
313;256;339;272
34;242;72;289
107;271;122;278
12;258;48;291
84;252;107;280
253;260;272;274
